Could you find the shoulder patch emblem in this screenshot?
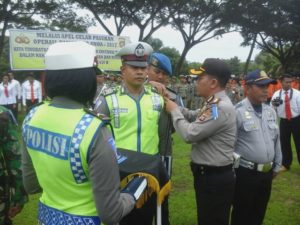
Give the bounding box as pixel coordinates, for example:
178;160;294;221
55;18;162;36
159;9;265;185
198;108;212;121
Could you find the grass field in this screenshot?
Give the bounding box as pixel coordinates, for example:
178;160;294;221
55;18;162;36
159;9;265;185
13;129;300;225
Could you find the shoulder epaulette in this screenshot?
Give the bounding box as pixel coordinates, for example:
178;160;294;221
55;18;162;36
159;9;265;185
102;87;117;96
207;95;220;105
143;84;157;93
166;87;177;94
151;86;159;94
166;87;177;101
84;108;110;121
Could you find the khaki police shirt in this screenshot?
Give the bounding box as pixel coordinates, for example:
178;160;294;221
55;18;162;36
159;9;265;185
22;97;135;225
234;98;282;172
170;90;236;166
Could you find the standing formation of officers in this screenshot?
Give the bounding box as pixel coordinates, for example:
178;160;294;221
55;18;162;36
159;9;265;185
1;39;298;225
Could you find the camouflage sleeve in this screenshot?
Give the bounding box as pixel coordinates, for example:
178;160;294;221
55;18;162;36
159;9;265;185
2;122;28;207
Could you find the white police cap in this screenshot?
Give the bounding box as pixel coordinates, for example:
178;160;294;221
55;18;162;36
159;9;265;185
116;42;153;67
45;41;96;70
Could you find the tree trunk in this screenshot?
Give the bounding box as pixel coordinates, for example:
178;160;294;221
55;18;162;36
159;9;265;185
175;45;190;76
243;33;257;75
0;19;9;63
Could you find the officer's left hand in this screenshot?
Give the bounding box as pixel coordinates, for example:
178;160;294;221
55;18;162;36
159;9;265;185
164;98;178;113
8;205;23;218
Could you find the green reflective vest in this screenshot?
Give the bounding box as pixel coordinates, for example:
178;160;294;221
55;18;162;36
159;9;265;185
105;86;163;155
23;103;102;217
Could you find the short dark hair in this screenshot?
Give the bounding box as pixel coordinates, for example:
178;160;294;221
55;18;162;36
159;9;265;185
1;74;9;81
280;74;293;81
45;68;96;105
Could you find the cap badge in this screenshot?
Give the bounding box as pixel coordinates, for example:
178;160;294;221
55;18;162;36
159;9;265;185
152;58;158;66
260;71;268;78
134;43;145;57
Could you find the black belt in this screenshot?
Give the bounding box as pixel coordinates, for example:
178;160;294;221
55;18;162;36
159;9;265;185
191;162;233;175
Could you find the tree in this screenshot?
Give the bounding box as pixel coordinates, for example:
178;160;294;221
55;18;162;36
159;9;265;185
146;37;164;51
224;0;300;73
0;0;91;62
0;36;9;72
225;56;242;76
169;0;233;75
254;51;281;76
69;0;131;35
123;0;171;41
73;0;171;40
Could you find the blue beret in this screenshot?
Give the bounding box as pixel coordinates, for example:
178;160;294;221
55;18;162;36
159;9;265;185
148;53;172;76
245;69;276;85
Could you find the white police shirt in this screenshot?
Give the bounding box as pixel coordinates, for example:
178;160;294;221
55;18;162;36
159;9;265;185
235;98;282;172
271;88;300;119
0;82;17;105
22;80;42;106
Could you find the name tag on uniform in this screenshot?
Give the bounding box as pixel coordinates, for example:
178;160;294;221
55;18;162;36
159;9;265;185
243;120;258;131
112;108;128;114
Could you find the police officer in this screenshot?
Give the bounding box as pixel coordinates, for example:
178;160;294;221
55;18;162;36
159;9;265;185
93;68;107;106
231;70;282;225
167;76;177;91
147;52;183;225
191;78;204;109
177;75;189;107
94;71;105;97
165;58;236;225
94;42;165;225
115;73;123;85
0;106;27;225
22;41;145;225
225;77;244;105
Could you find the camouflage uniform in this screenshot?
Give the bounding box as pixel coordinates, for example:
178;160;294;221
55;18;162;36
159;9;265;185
177;81;189;107
225;84;244;105
191;82;204;110
0;106;28;225
186;82;194;109
167;78;177;92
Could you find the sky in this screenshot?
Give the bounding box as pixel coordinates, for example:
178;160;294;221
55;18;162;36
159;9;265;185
88;22;261;63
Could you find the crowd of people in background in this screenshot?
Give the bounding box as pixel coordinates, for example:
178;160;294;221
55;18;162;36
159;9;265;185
0;71;43;119
3;69;299;117
91;70;300;109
